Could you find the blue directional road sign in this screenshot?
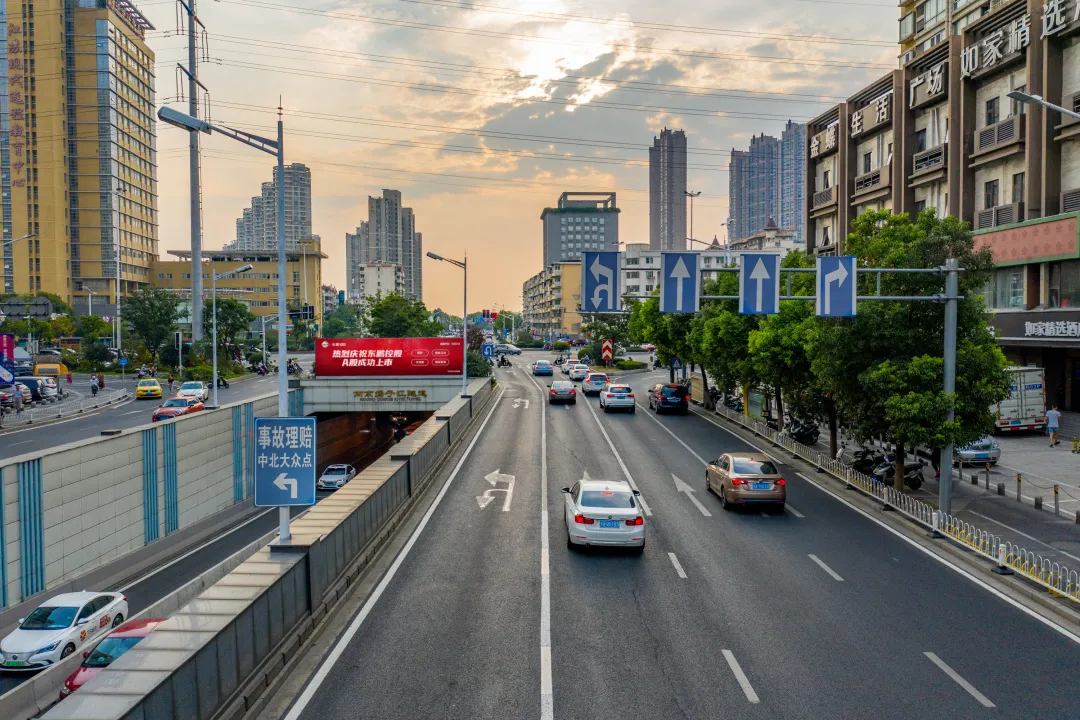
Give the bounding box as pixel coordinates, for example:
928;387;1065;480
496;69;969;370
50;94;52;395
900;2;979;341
816;256;857;318
481;343;495;358
118;357;128;367
739;253;781;315
581;252;620;313
254;417;317;508
660;252;700;314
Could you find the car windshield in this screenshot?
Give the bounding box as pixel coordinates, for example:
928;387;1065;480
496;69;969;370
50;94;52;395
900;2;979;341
588;375;608;383
964;437;995;450
552;382;572;389
21;605;77;630
537;361;549;367
138;380;157;387
660;386;686;397
82;636;143;668
574;365;588;370
608;386;631;394
580;490;636;509
323;467;348;475
161;399;188;408
732;459;778;475
180;383;201;390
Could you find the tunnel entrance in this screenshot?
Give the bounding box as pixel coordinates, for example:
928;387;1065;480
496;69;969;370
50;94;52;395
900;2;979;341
314;410;434;476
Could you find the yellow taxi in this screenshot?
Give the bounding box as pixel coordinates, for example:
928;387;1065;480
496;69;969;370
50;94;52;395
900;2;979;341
135;378;163;399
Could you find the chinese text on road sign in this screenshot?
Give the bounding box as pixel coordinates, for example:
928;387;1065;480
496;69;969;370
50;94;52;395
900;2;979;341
254;417;317;507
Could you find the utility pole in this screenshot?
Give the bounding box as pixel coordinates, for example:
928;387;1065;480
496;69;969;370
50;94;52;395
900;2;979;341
684;190;701;251
938;258;959;515
178;0;206;340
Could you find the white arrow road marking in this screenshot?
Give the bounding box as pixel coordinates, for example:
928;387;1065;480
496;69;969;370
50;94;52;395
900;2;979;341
670;256;690;311
590;254;614;309
924;653;995;708
512;398;530;409
823;260;849;315
273;472;298;499
750;258;771;312
476;469;515;511
722;650;760;704
672;473;712;517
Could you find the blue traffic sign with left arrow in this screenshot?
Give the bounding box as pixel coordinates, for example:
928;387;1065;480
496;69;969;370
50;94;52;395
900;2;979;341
581;252;620;313
739;253;780;315
481;343;494;358
660;252;700;314
254;417;317;507
816;256;857;317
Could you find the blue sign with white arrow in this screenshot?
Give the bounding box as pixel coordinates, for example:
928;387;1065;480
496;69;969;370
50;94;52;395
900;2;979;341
739;253;781;315
816;256;857;317
582;252;620;313
481;343;494;358
660;252;700;314
254;416;317;507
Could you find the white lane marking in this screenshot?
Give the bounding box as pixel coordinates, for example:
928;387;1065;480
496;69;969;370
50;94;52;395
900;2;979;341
537;377;554;720
582;397;652;516
808;554;844;582
792;472;1080;647
667;552;687;579
123;409;144;415
9;439;31;446
722;649;760;704
636;403;708;465
282;387;508;720
786;505;805;518
923;652;995;708
967;511;1080;565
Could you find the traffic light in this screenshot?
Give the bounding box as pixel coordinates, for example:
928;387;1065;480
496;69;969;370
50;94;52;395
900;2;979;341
174;331;183;349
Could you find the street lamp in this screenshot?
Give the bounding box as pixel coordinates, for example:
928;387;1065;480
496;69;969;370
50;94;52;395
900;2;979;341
427;251;468;396
1008;90;1080;121
159;102;292;542
685;190;702;250
84;288;96;318
211;262;254;407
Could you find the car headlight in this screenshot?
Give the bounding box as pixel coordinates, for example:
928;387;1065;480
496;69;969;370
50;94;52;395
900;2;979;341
36;642;59;655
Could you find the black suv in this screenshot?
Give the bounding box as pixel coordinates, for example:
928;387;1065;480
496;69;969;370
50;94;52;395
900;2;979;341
647;383;689;415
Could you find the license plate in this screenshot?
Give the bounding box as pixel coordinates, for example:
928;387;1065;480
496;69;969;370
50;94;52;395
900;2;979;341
5;661;26;667
598;520;621;528
1011;420;1021;425
752;483;771;490
975;452;989;459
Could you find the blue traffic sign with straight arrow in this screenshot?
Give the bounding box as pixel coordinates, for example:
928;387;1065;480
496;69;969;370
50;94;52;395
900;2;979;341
660;252;700;314
739;253;780;315
816;256;857;317
581;252;620;313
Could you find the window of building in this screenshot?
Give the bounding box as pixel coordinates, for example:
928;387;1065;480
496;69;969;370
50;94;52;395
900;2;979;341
914;129;927;153
985;97;999;126
822;226;831;245
914;200;927;213
1049;260;1080;308
1012;172;1025;204
822;170;830;189
863;152;872;174
984;179;999;210
986;266;1025;309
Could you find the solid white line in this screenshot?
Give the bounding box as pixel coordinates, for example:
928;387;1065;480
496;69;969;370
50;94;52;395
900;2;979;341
924;652;995;708
792;472;1080;647
537;379;554;720
667;552;687;579
123;409;144;415
808;553;844;582
282;387;507;720
786;505;805;518
582;397;652;516
967;511;1080;565
722;649;760;704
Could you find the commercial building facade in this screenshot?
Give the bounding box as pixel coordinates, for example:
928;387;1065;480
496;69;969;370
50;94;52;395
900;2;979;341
229;163;312;253
522;261;583;340
540;192;619;266
0;0;158;314
322;284;338;318
804;0;1080;409
345;190;422;302
649;128;687;251
351;262;405;301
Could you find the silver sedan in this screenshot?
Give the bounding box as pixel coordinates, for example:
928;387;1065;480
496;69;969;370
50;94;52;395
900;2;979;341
562;479;645;552
957;436;1001;465
599;384;636;413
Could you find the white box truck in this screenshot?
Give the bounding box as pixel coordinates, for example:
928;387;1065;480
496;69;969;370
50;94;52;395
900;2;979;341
993;366;1046;432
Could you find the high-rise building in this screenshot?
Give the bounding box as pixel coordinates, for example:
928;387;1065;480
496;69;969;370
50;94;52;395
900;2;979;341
540;192;619;267
649;128;687;251
728;151;750;243
344;190;422;301
0;0;158;314
728;123;806;245
779;121;807;246
748;134;780;239
229;163;312;252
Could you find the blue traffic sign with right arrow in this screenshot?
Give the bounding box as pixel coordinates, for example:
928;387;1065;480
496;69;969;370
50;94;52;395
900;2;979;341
816;256;857;317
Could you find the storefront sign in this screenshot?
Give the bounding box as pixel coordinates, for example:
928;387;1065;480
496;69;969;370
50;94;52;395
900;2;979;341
974;215;1079;265
809;123;839;159
961;14;1030;78
909;61;946;108
1041;0;1080;39
1025;320;1080;337
315;337;463;376
990;309;1080;345
352;389;429;401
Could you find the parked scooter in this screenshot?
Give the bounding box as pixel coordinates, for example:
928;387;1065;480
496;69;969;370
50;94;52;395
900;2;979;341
871;458;925;490
787;418;820;445
851;447;888;476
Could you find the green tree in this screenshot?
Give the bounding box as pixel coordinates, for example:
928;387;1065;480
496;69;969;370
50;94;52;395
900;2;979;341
81;341;113;370
809;209;1010;488
467;327;485;352
50;316;75;339
515;329;533;346
76;315;112;341
466;350;491;378
368;294;442;337
122;287;182;360
203;297;255;350
322;302;369;338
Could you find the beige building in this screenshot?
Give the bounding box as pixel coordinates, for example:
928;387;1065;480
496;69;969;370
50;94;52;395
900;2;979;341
522;261;583;340
152;239;325;330
353;262;405;301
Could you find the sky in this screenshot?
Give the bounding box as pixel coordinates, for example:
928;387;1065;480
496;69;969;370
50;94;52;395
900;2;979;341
143;0;899;314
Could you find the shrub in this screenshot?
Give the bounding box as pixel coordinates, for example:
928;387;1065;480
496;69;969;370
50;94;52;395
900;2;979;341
553;341;570;351
613;359;647;371
247;351;264;366
185;364;214;382
466;350;491;378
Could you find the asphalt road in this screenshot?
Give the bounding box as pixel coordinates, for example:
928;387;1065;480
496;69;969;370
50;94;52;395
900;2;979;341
284;355;1080;720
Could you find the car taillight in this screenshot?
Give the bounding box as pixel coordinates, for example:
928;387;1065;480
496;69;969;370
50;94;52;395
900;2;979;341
550;389;555;395
628;393;634;398
625;516;644;526
570;389;575;394
774;478;786;486
730;478;748;485
573;513;594;525
606;393;613;398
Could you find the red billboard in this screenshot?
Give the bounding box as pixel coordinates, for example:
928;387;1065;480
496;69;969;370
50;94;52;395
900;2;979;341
315;337;464;376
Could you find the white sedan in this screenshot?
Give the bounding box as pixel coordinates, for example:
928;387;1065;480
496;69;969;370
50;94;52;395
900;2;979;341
177;381;209;402
562;479;645;552
599;384;636;413
317;463;357;490
568;364;590;381
1;591;128;671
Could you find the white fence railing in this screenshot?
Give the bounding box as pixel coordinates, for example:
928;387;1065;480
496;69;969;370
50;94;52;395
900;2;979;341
711;403;1080;604
1;388;130;428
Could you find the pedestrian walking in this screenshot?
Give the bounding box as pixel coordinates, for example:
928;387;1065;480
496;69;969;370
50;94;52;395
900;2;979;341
167;374;174;394
97;372;105;389
13;388;23;415
1048;405;1062;447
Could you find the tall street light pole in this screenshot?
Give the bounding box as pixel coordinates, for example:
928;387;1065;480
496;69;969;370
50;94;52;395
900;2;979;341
427;251;468;396
1008;90;1080;122
685;190;701;250
159;102;291;541
211;263;253;407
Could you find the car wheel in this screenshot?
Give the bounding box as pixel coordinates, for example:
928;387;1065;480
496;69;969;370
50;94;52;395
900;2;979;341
630;406;636;414
720;486;731;510
633;542;645;555
570;399;576;405
112;613;124;628
60;644;76;659
566;530;575;551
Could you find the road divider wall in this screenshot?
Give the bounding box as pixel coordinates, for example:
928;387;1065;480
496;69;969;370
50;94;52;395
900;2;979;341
0;389;303;611
45;378;495;720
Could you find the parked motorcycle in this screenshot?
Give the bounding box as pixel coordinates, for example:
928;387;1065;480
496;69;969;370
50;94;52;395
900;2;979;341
787;418;820;445
851;447;887;476
871;459;925;491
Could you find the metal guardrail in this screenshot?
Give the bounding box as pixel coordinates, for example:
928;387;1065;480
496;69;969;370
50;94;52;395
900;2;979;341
711;404;1080;604
1;388;130;428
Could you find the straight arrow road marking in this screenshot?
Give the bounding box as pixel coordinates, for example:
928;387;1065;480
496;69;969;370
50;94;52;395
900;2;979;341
673;474;712;517
722;650;760;704
808;554;844;581
924;652;995;708
667;552;687;579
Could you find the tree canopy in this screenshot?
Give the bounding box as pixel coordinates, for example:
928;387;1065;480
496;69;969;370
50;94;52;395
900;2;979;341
122;287;183;359
368;294;442;337
203;297;255;349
